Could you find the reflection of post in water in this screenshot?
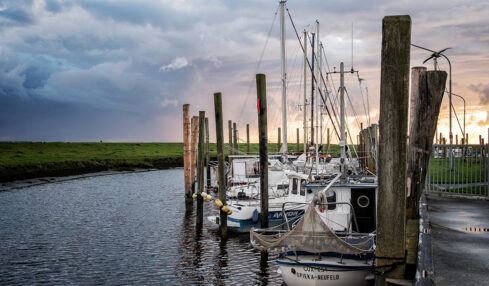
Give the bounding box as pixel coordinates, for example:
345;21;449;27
192;221;204;284
258;251;269;284
214;237;229;282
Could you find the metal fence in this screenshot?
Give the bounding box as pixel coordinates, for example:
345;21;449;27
425;144;489;197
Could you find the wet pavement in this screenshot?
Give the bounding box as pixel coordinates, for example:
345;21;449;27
427;195;489;286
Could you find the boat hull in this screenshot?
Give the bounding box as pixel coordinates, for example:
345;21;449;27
277;255;374;286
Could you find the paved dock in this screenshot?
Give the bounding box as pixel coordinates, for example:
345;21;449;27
427;195;489;286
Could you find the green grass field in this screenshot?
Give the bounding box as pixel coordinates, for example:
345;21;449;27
0;142;341;182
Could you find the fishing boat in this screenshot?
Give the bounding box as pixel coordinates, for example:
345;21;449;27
250;172;377;286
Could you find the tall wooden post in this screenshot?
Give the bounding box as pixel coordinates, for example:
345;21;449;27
376;15;411;283
190;116;199;192
409;66;427;141
406;71;447;274
233;122;238;155
297;128;300;153
214;92;227;238
326;128;330;152
257;74;269;228
247;124;250;154
278;127;281;153
183;104;192;210
196;111;205;226
456;134;458;145
205;117;211;187
228;120;233;157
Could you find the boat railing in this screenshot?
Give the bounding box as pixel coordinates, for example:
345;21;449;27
281;201;360;233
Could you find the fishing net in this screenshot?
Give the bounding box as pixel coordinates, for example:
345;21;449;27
250;200;375;255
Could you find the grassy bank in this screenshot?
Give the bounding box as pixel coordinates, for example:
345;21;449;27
0;142;341;182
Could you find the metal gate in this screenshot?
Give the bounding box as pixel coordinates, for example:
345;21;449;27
425;144;489;197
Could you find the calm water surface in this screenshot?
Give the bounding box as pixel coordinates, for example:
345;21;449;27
0;169;283;285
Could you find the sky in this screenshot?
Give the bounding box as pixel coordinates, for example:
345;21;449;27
0;0;488;143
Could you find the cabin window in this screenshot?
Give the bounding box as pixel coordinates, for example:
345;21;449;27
325;190;336;210
300;179;306;196
245;161;260;178
292;179;298;195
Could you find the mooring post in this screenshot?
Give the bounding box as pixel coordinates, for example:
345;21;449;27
196;111;205;226
183;104;192;210
278;127;281;153
247;124;250;154
360;123;364;168
409;67;427;142
233;122;238;155
406;70;447;275
214;92;227;238
205;117;211;188
376;15;411;283
190;116;199;194
257;74;269;228
326;128;330;153
228;120;233;157
297;128;300;153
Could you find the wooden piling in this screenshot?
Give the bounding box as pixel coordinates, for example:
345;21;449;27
196;111;205;226
456;134;458;145
376;15;411;283
257;74;269;228
247;124;250;154
214;92;227;238
228;120;233;157
190;116;199;191
183;104;192;210
205;117;211;187
278;127;281;153
233;122;238;155
326;128;330;152
409;66;427;141
297;128;300;153
405;71;447;275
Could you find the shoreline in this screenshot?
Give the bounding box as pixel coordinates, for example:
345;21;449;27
0;167;181;192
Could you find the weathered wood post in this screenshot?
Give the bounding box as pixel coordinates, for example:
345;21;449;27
190;116;199;193
183;104;192;210
214;92;227;238
359;123;364;168
228;120;233;157
247;124;250;154
196;111;205;226
205;117;211;188
456;134;458;145
257;74;269;228
297;128;300;153
278;127;281;153
326;128;330;152
233;122;238;155
376;15;411;283
406;71;447;275
409;66;427;141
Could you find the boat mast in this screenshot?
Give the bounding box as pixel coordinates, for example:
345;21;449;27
280;0;287;156
310;33;315;147
340;62;346;178
319;42;323;153
303;29;308;154
315;20;319;174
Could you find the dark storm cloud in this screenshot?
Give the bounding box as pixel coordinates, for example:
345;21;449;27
470;83;489;105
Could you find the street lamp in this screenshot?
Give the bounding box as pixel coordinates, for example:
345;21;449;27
411;44;453;169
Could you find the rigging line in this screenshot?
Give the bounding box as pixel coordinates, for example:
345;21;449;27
238;4;279;121
344;88;361;160
287;7;340;140
357;77;376;162
449;98;464;136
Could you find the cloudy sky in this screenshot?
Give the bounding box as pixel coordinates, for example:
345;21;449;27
1;0;488;143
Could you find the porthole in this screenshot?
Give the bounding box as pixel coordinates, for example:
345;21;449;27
357;195;370;208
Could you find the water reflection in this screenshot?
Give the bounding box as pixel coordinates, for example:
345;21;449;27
0;169;284;285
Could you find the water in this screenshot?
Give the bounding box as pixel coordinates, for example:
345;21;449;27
0;169;283;285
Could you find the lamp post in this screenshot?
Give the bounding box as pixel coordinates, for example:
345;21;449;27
411;44;453;169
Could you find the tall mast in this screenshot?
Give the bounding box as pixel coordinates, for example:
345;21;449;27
319;43;323;152
310;33;315;146
315;20;319;173
303;29;308;154
340;62;346;177
280;0;287;156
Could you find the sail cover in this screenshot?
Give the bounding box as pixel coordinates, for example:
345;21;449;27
250;201;375;255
